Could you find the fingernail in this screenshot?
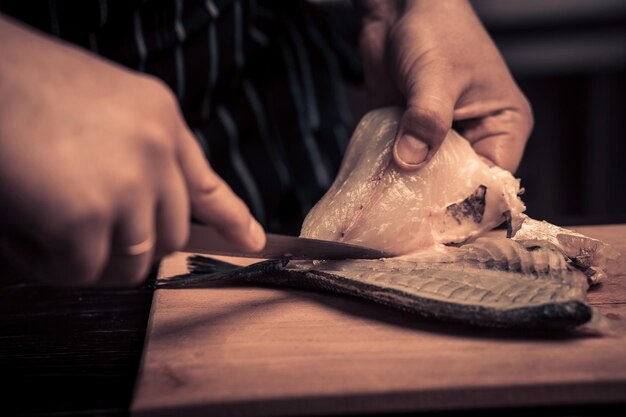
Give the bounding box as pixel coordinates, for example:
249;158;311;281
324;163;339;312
247;218;266;251
395;135;429;166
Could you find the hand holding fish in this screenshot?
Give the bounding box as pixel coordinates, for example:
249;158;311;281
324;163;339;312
0;16;265;287
355;0;533;172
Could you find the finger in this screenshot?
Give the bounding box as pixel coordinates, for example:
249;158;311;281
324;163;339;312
153;159;190;260
392;67;456;170
1;225;109;287
100;196;155;288
176;125;265;252
455;104;533;173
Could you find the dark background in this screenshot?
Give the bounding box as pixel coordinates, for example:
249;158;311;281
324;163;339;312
2;1;625;417
325;0;626;227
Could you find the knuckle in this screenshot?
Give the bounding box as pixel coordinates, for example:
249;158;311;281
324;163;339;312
140;127;175;158
505;92;534;147
190;174;221;205
97;165;147;202
520;94;535;133
143;76;179;110
405;105;449;141
58;199;110;235
134;78;180;157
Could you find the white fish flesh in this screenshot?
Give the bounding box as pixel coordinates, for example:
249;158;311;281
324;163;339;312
512;214;621;284
300;107;525;255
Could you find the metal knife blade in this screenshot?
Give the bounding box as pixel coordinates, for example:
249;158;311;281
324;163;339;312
183;223;390;260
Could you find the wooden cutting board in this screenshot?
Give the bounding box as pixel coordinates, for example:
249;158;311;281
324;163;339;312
132;225;626;417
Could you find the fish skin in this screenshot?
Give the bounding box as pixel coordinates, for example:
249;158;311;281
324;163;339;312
159;238;593;330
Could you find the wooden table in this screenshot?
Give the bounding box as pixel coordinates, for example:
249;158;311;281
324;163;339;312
132;225;626;417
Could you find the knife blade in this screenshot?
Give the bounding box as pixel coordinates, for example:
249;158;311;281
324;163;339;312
183;223;390;260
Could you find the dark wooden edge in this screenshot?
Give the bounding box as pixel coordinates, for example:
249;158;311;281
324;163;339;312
133;380;626;417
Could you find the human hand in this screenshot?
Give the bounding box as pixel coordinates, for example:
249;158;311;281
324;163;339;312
355;0;533;172
0;16;265;287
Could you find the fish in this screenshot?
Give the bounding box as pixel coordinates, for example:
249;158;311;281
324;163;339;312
158;235;594;329
512;214;621;284
159;108;619;330
300;107;525;255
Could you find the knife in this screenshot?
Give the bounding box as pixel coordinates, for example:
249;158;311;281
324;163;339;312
183;223;390;260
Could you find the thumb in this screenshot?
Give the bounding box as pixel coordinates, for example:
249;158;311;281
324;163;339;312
176;124;266;252
392;78;455;170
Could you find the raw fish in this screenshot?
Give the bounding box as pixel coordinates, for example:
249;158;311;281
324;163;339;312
159;236;592;329
512;214;621;284
300;107;525;254
161;108;619;331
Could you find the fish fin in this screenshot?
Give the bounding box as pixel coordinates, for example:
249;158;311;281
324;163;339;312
155;256;243;288
157;258;286;289
187;255;241;274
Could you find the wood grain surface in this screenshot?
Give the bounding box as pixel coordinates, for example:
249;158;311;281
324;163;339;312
132;225;626;417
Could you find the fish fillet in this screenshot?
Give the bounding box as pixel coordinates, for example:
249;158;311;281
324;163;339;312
300;107;525;254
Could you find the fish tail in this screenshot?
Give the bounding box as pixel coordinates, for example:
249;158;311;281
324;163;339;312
156;256;243;288
187;255;241;274
157;257;288;289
